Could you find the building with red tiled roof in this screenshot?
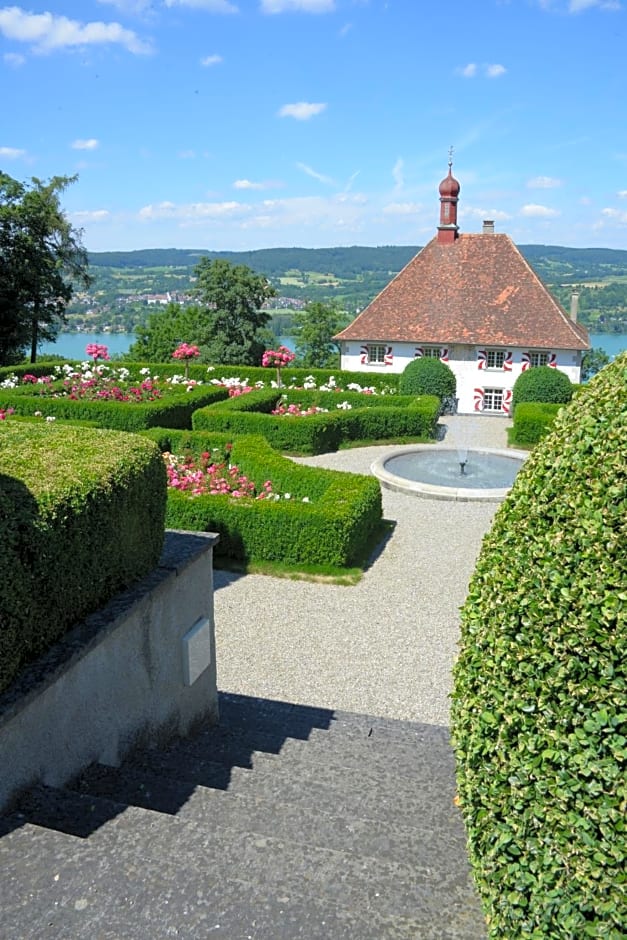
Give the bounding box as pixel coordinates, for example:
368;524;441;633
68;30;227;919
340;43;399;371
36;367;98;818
335;162;589;415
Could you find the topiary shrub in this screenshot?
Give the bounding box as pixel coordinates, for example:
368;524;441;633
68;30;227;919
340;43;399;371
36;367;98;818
451;351;627;939
511;365;573;413
0;423;167;695
508;401;562;447
398;357;456;409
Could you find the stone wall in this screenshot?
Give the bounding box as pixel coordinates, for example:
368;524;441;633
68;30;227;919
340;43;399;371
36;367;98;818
0;530;219;813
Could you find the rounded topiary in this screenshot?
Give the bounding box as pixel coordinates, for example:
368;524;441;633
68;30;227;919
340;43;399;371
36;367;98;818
398;357;456;402
511;364;573;412
451;352;627;939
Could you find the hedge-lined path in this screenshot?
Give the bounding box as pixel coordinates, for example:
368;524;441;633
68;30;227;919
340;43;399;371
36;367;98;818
214;414;510;727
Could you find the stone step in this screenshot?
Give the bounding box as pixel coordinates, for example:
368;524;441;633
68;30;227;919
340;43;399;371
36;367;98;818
124;741;453;828
216;691;440;747
70;761;467;875
2;784;485;939
167;707;453;780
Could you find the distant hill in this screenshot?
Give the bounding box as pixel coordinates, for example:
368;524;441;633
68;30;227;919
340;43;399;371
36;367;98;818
78;243;627;335
88;243;627;282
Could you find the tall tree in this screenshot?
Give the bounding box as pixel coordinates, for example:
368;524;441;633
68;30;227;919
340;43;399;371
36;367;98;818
127;303;211;362
292;301;347;368
0;172;91;364
194;258;276;365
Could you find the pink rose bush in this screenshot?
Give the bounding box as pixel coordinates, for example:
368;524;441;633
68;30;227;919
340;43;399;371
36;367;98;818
261;345;296;387
85;343;110;362
172;343;200;379
163;448;275;499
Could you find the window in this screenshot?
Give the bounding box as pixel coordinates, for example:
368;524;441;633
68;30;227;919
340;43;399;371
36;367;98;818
528;351;549;368
483;388;504;413
367;344;386;364
485;349;505;369
422;346;441;359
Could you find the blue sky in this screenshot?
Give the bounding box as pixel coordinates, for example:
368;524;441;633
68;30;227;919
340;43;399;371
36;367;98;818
2;0;627;253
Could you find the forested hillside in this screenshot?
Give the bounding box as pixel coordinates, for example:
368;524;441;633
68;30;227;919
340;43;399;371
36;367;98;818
69;243;627;334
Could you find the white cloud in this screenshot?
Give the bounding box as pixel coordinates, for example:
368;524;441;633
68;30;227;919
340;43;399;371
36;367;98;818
164;0;238;11
617;190;627;198
568;0;621;12
200;53;222;66
338;22;352;37
72;209;111;222
0;145;26;158
486;63;506;78
3;51;25;66
382;202;423;216
392;157;404;191
261;0;335;12
527;175;562;189
278;101;326;120
464;207;512;222
97;0;154;13
296;161;335;185
601;207;627;222
456;62;506;78
521;203;559;218
0;7;152;54
233;178;282;190
138;200;249;221
71;138;100;150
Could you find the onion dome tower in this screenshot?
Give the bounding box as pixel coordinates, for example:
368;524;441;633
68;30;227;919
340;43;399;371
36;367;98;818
437;150;460;245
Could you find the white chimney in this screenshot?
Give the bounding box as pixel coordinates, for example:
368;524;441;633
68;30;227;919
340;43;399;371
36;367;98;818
570;291;579;323
482;220;495;234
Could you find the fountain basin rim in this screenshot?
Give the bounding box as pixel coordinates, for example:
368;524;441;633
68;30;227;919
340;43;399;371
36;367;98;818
371;446;529;502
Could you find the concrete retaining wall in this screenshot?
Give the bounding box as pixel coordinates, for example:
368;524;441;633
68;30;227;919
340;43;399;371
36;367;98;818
0;529;219;813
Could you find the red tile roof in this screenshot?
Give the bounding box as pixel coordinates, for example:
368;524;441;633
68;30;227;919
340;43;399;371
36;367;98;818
335;234;590;350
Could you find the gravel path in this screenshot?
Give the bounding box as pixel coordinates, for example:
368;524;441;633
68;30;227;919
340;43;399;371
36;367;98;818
214;415;510;727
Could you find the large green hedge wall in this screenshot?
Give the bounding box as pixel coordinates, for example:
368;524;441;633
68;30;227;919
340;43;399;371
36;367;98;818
451;353;627;938
193;390;440;454
142;429;382;567
0;423;167;695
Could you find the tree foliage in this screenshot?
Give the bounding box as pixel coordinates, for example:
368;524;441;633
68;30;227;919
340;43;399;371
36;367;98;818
581;346;611;382
0;171;91;364
292;301;346;368
193;258;276;365
127;303;212;362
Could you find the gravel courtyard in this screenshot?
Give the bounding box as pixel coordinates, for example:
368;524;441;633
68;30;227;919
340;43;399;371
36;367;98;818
213;416;510;727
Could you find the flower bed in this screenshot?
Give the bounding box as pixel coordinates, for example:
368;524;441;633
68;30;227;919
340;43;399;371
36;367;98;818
142;429;382;568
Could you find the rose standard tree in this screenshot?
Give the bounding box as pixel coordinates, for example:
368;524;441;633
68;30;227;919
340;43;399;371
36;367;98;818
0;172;91;365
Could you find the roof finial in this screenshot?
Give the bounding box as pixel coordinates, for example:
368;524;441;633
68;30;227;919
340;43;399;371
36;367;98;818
448;145;454;170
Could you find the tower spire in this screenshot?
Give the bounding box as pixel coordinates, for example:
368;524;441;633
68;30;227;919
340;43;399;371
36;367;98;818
437;150;460;245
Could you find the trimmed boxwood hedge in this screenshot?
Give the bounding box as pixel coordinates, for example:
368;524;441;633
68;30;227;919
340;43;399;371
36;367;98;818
451;352;627;938
508;401;562;447
192;390;440;454
399;356;456;400
0;423;167;695
0;385;229;430
511;365;573;413
142;429;382;568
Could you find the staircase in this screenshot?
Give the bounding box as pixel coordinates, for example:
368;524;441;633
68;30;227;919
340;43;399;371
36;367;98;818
0;692;487;939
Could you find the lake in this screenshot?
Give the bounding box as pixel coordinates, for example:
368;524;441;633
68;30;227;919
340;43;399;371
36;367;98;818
40;331;626;361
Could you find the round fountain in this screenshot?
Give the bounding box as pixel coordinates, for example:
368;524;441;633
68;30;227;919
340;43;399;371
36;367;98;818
371;446;528;502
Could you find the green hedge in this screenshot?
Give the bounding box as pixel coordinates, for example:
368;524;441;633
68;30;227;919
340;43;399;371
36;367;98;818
193;390;440;454
0;423;167;695
0;385;229;430
142;429;382;567
508;402;562;447
451;351;627;938
399;356;456;401
511;365;573;413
